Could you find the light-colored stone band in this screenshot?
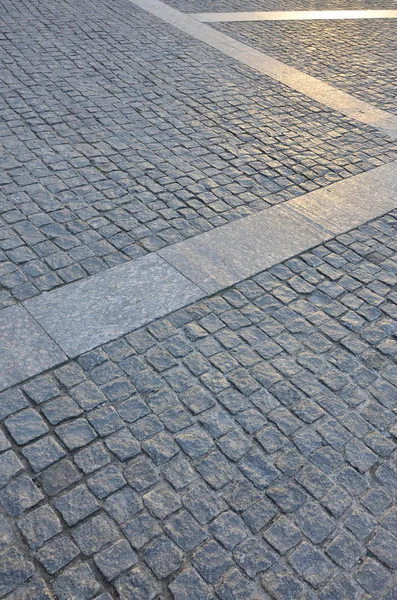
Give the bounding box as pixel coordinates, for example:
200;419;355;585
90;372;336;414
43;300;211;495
191;9;397;22
1;160;395;391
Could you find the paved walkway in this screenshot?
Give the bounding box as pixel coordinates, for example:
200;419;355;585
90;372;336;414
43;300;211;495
0;0;396;598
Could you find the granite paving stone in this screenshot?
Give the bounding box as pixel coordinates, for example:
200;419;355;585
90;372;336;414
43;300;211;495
1;0;397;310
1;213;397;597
1;0;397;595
214;18;397;115
0;305;66;391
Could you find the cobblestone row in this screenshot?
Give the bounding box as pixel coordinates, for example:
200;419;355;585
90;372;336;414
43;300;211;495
1;211;397;599
1;0;397;307
214;19;397;116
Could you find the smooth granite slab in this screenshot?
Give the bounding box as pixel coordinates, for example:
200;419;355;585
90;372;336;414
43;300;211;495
159;161;397;294
361;160;397;194
289;161;397;233
25;254;204;358
0;305;66;391
159;205;330;294
192;10;397;23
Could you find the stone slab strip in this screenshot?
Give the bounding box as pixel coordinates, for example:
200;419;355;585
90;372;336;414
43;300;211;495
1;162;396;387
24;254;205;359
128;0;397;138
287;161;397;234
192;9;397;22
0;305;67;392
159;204;331;294
160;161;397;293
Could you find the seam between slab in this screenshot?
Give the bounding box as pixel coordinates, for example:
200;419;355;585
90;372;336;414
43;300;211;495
126;0;397;138
280;204;336;237
22;253;206;357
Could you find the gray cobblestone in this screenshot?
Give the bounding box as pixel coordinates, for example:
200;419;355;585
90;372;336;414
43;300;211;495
18;505;62;550
169;567;213;600
264;516;302;554
35;534;80;574
143;535;183;579
325;531;363;568
103;486;142;524
54;484;100;525
2;213;397;598
4;575;53;600
262;563;304;599
87;464;126;499
115;565;160;600
21;435;66;472
71;513;119;556
192;539;233;584
53;562;101;600
0;0;396;308
165;509;207;551
289;542;334;588
5;408;48;445
37;458;81;495
0;546;34;597
55;418;97;450
94;539;137;580
355;557;392;595
0;475;43;517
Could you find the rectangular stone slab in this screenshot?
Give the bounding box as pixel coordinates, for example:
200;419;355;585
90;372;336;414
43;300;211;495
159;205;330;294
25;254;204;358
192;10;397;22
288;162;397;233
0;305;66;391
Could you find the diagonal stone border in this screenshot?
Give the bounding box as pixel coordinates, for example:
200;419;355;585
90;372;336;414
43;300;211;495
0;159;389;383
191;9;397;23
0;161;395;388
127;0;397;138
159;162;397;293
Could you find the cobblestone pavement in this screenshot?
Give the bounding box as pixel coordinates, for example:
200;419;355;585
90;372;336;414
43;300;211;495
1;0;397;306
214;19;397;115
1;212;397;599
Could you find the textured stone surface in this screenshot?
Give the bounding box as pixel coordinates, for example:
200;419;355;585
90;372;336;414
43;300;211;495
0;0;396;307
1;0;397;597
160;204;327;293
1;212;397;598
214;18;397;114
26;254;204;357
0;305;66;391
